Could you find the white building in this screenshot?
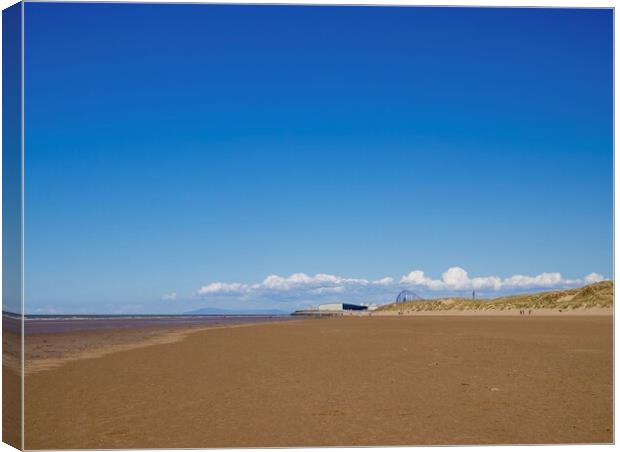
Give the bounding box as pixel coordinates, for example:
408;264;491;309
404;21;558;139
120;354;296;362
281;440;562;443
317;303;344;311
317;303;367;312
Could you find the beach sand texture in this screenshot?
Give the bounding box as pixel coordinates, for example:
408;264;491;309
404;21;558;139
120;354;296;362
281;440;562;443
24;316;612;449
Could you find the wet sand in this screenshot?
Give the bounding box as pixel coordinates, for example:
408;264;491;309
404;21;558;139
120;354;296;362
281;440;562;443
22;325;227;374
24;316;612;448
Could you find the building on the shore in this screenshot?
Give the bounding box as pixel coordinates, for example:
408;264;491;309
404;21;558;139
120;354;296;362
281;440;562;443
318;303;368;312
292;302;379;316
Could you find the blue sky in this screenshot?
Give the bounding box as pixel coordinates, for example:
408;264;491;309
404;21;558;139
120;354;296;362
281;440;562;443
23;4;612;314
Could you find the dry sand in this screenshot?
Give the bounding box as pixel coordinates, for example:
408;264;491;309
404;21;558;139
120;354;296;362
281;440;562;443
22;315;612;448
3;361;21;449
373;307;613;316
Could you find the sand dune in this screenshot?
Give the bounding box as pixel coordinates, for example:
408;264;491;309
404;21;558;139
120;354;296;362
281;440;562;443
377;280;613;314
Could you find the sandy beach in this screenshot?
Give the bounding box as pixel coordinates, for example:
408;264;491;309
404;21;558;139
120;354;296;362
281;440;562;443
373;307;613;316
22;315;612;449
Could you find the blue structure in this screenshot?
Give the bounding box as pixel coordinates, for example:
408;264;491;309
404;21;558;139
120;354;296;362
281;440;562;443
341;303;368;311
395;290;420;304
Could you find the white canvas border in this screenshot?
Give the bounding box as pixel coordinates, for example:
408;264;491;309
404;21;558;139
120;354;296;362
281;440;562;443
0;1;615;452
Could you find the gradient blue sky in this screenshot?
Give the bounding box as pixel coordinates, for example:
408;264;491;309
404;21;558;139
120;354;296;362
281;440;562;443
23;4;612;314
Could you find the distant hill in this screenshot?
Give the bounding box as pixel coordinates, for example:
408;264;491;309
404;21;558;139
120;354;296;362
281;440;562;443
376;281;613;313
185;307;290;315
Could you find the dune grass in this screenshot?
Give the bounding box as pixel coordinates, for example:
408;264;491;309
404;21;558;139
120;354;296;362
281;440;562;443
376;281;613;313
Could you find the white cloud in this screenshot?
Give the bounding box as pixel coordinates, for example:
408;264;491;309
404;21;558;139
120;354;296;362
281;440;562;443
196;282;249;296
372;277;395;285
161;292;178;301
441;267;470;289
584;272;605;284
400;270;428;285
194;267;606;305
197;272;382;296
400;266;603;291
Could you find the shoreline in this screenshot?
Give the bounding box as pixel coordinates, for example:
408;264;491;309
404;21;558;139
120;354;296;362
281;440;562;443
9;318;302;375
7;308;613;374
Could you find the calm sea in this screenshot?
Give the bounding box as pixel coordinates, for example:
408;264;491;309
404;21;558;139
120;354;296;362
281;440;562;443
2;312;293;335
